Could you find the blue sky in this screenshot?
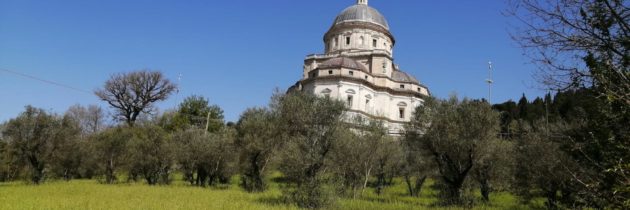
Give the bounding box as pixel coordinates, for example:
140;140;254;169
0;0;545;123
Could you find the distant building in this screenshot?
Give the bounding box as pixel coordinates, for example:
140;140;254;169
289;0;430;135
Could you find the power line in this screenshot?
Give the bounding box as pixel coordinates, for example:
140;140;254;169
0;68;92;94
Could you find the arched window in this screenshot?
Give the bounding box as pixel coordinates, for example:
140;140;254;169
345;89;356;108
399;108;405;119
347;95;354;107
359;36;365;46
397;102;408;119
334;37;338;47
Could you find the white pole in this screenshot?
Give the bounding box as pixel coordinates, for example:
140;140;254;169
205;112;211;135
486;61;494;103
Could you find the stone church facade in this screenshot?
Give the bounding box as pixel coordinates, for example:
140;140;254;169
290;0;430;135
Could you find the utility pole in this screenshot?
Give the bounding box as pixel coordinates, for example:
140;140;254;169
177;73;182;92
485;61;494;104
545;88;551;136
205;112;211;135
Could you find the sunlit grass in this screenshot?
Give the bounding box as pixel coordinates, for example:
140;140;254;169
0;175;542;210
0;179;291;210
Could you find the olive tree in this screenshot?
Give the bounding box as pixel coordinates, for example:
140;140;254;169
471;138;514;202
0;123;20;182
93;127;130;184
275;92;346;208
329;118;396;198
127;125;175;185
2;106;79;184
329;128;364;197
172;129;205;185
173;128;237;187
49;115;84;180
235;107;281;192
197;128;237;186
400;134;434;198
513;120;581;209
406;96;500;205
369;126;401;196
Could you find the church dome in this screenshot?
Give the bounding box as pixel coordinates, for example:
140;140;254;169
333;4;389;30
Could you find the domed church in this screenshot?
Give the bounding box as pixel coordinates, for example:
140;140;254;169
289;0;430;135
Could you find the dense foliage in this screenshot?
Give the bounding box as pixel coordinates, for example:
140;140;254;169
1;87;628;209
508;1;630;207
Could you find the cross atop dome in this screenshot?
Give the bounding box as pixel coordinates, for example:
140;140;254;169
357;0;368;5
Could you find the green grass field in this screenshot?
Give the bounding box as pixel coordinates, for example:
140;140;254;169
0;176;542;210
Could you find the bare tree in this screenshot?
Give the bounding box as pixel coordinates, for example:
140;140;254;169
65;104;106;135
507;0;630;107
95;70;177;126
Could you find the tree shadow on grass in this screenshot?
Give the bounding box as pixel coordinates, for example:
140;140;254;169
256;195;291;207
270;176;292;184
208;183;232;190
358;196;425;206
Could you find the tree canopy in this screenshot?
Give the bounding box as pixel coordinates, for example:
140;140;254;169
95;70;177;126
